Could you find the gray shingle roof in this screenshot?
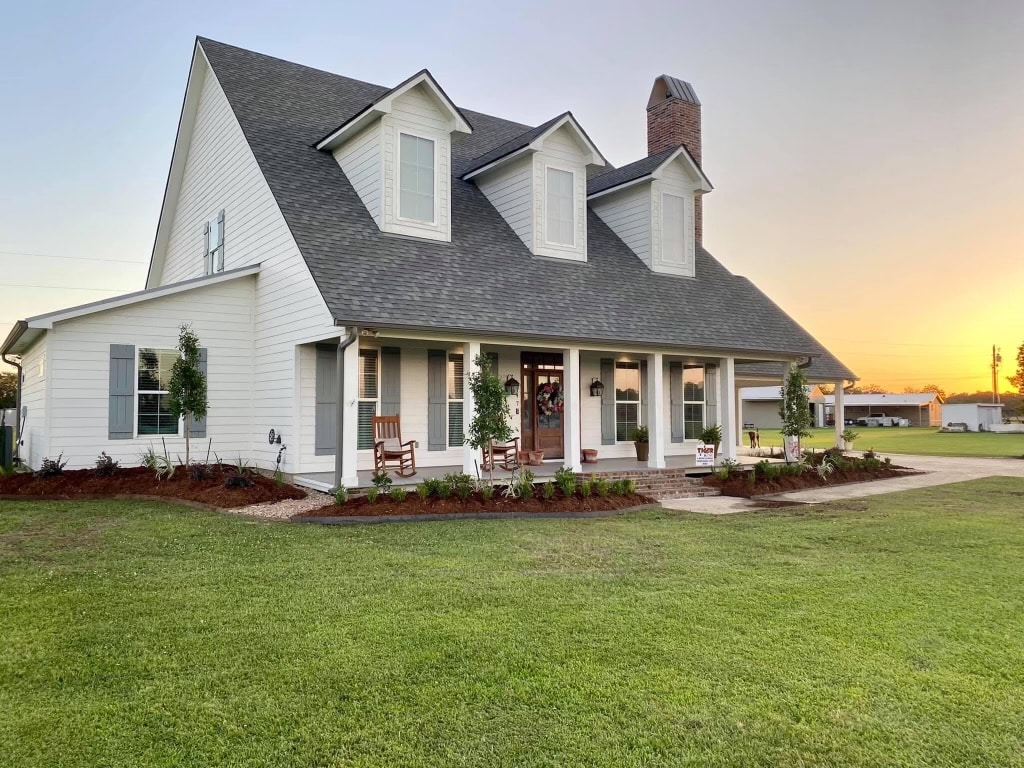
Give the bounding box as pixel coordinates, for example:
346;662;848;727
198;38;854;380
460;112;568;177
587;145;679;196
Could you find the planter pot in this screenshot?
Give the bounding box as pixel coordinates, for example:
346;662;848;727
581;449;599;464
528;450;545;466
634;442;649;462
842;440;853;452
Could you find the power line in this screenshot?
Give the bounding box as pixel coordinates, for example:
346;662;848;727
0;249;147;265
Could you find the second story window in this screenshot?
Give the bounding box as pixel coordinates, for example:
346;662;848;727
545;167;575;246
662;193;685;265
399;133;435;223
205;211;225;275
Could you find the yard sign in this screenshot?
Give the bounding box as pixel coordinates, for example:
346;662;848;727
695;443;716;467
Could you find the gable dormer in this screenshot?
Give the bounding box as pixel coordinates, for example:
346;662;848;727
463;113;606;262
316;70;472;242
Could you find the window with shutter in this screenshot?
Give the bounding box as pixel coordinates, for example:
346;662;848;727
357;349;379;449
447;353;464;447
137;348;180;436
683;364;705;440
614;361;641;442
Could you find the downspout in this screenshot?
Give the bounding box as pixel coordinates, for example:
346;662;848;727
334;327;359;492
2;348;23;465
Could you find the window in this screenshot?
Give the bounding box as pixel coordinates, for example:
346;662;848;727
683;364;705;440
615;361;641;442
205;211;224;275
545;167;575;246
399;133;435;223
357;349;379;449
662;193;685;265
137;348;180;436
447;353;464;447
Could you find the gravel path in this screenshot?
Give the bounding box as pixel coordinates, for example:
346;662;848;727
229;490;332;520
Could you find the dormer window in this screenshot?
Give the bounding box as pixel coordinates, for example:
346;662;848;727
398;133;436;224
661;193;685;265
545;167;575;247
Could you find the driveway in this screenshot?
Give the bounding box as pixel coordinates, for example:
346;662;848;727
662;453;1024;514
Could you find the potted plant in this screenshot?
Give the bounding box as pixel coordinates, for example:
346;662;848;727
699;424;723;455
840;428;859;452
632;426;649;462
581;448;599;464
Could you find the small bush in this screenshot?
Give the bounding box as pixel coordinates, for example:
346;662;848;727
415;483;431;501
541;481;555;500
515;468;535;499
366;487;379;504
371;471;393;492
883;456;892;468
480;484;495;501
225;473;253;489
421;477;444;497
445;472;474;501
718;458;742;479
188;462;212;481
389;486;408;503
35;454;68;478
594;478;610;497
93;452;120;477
334;485;349;505
554;466;577;497
611;478;637;496
863;449;878;460
579;479;593;498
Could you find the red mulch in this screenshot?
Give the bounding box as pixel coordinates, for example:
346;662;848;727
705;466;913;498
297;489;654;518
0;465;306;508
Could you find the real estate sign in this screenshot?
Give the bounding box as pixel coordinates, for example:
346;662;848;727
695;443;716;467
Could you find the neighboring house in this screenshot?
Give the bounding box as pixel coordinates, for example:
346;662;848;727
1;38;855;487
941;403;1003;431
739;385;827;430
824;392;943;427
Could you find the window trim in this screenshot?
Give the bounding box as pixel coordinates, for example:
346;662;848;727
447;352;464;448
661;192;685;266
682;363;706;442
205;211;225;276
134;346;182;439
614;360;642;444
543;163;577;248
395;129;439;227
357;348;380;451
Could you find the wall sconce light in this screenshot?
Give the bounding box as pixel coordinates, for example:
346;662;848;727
589;378;605;397
504;374;520;397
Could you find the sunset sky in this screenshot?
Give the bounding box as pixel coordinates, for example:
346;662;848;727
1;0;1021;393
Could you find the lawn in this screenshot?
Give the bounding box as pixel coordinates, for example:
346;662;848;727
2;482;1024;767
759;426;1024;457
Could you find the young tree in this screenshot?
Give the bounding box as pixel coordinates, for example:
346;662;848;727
1007;342;1024;414
779;364;813;460
0;371;16;409
465;353;513;485
167;324;207;467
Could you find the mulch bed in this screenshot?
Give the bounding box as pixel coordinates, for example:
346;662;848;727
0;465;306;508
705;465;914;498
297;489;654;518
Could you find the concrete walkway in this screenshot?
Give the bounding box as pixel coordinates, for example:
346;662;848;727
662;453;1024;514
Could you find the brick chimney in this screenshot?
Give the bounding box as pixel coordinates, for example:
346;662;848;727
647;75;703;242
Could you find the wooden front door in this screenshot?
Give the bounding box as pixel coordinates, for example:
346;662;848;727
520;353;564;459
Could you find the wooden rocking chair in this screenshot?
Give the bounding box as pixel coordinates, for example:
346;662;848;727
372;415;417;477
481;437;520;472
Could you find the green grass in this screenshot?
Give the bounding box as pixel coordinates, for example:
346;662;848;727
2;482;1024;767
759;426;1024;457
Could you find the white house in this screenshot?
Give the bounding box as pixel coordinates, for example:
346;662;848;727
1;39;855;489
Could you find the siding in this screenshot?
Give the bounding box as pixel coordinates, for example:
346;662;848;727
332;123;381;225
532;125;588;261
476;154;533;250
19;336;49;469
650;160;697;277
44;278;256;470
591;183;652;267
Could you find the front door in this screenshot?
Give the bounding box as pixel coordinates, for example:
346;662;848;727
520;353;564;459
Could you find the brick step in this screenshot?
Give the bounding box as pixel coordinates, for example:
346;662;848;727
575;471;701;481
646;487;721;501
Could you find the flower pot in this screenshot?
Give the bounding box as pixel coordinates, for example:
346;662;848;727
634;442;649;462
842;440;853;452
528;450;545;466
581;449;599;464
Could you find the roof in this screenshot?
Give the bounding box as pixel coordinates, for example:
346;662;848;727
736;359;855;383
823;393;942;406
942;402;1003;409
740;385;823;402
658;75;701;106
194;39;854;374
1;264;260;356
586;143;711;197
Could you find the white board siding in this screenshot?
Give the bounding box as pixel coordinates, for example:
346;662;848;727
475;155;534;250
591;184;652;267
19;336;49;469
333;123;381;226
532;126;588;261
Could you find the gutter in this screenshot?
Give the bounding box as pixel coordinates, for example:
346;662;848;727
334;328;359;491
1;323;26;465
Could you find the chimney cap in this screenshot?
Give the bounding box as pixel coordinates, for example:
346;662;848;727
647;75;701;109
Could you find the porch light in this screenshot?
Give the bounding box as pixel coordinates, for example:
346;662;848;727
504;374;520;397
589;378;605;397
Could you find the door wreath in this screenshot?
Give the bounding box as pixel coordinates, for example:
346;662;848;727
537;382;564;416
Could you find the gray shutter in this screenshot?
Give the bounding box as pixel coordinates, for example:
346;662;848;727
315;345;337;455
670;361;684;442
427;349;447;451
640;360;649;430
600;358;615;445
704;364;718;428
188;348;208;438
108;344;135;439
203;220;210;274
217;209;225;270
380;346;401;417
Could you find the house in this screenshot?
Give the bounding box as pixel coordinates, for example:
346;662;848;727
941;403;1004;431
1;38;855;489
824;392;943;427
738;385;828;430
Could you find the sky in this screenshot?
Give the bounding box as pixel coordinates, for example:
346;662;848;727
1;0;1022;393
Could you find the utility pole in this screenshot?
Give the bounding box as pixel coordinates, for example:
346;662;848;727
991;345;1002;404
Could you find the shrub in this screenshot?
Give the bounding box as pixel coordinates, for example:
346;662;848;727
718;458;742;480
883;456;892;468
93;452;120;477
515;468;536;499
366;487;379;504
389;486;408;503
188;462;212;481
541;481;556;500
631;426;649;443
619;479;638;496
371;470;393;493
594;478;610;497
35;454;68;478
863;449;878;460
554;466;577;497
415;483;431;501
435;479;453;500
139;446;175;480
225;472;253;489
480;484;495;501
579;479;593;498
421;477;444;497
444;472;474;501
334;485;349;505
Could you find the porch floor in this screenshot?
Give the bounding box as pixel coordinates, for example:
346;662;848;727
294;449;765;492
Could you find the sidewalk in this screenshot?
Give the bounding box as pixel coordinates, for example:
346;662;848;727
662;453;1024;514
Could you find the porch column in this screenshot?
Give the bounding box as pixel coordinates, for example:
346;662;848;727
834;382;846;448
562;347;582;472
463;341;481;474
718;357;738;461
338;333;360;488
646;353;666;468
